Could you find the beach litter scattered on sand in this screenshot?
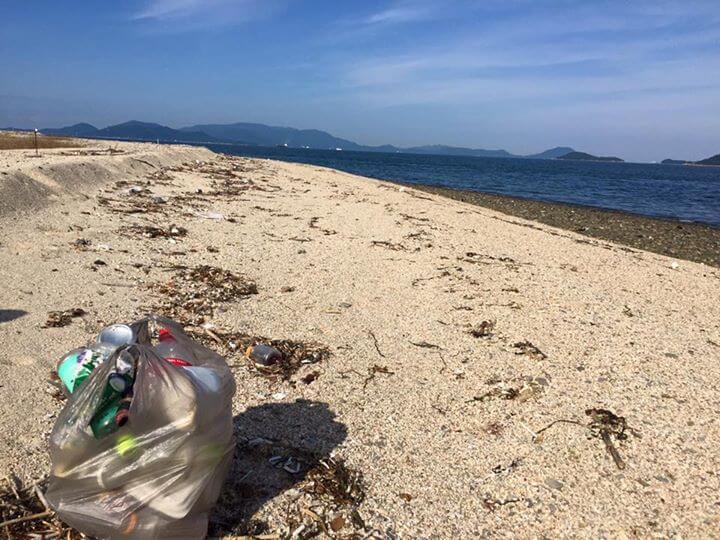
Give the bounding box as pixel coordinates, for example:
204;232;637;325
43;308;86;328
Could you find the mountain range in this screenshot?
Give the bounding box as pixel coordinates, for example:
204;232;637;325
35;120;577;160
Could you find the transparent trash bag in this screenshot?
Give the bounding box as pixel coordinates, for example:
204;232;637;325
46;316;236;539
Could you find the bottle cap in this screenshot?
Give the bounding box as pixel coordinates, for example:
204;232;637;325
108;373;128;393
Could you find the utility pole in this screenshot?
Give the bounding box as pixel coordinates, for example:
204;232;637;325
34;128;39;156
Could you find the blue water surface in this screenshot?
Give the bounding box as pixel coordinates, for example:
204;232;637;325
205;144;720;227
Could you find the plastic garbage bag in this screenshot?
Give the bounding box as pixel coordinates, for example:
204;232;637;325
46;316;236;539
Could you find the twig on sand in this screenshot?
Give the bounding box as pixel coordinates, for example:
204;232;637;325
32;485;49;512
436;351;448;373
368;331;385;358
409;340;441;349
362;365;394;389
0;510;52;529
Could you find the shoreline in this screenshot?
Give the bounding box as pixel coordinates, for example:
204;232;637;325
403;183;720;268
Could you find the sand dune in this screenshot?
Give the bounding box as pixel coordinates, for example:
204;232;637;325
1;141;719;537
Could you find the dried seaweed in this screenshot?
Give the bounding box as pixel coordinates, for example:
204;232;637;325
586;408;633;470
409;340;441;349
124;223;188;239
300;457;365;507
308;217;337;236
151;265;257;323
469;320;495;338
513;340;547;360
43;308;86;328
370;240;408;251
468;377;546;404
533;408;638;470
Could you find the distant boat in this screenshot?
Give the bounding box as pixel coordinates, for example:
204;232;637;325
335;147;342;151
275;143;288;148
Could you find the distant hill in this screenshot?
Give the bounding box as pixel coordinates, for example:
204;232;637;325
525;146;575;159
181;122;375;151
697;153;720;166
42;123;99;137
42;121;217;143
38;119;598;160
557;151;623;162
182;123;561;158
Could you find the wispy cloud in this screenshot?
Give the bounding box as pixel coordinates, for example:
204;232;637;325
133;0;285;29
338;0;720;109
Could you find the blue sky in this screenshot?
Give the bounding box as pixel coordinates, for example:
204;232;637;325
1;0;719;161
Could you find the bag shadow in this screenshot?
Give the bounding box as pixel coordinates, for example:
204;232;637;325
209;398;348;536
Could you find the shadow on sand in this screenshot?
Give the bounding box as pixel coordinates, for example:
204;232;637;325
209;399;348;536
0;309;27;324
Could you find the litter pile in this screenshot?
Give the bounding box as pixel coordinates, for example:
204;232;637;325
196;327;330;380
45;315;236;539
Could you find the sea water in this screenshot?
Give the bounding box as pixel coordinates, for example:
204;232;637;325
207;144;720;227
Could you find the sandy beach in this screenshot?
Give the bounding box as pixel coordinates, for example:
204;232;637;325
1;139;719;538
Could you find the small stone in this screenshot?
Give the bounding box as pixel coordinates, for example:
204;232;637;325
545;478;564;490
297;248;306;254
281;285;295;293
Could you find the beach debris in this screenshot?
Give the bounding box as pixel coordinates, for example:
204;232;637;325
460;251;519;266
469;320;496;338
125;223;188;239
190;327;329;380
0;476;82;538
468;377;547;404
513;340;547;360
280;285;295;293
308;216;337;235
300;457;365;507
363;364;394;389
370;240;408;251
245;344;283;367
151;264;257;323
72;238;91;250
43;308;86;328
409;340;441;349
482;495;522;512
196;211;225;221
301;370;321;384
585;408;633;470
532;408;638;470
97;194;170;215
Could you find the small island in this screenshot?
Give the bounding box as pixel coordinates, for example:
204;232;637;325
556;151;624;162
661;159;688;165
661;153;720;166
697;153;720;166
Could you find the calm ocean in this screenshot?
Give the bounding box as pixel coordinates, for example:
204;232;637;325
206;144;720;227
